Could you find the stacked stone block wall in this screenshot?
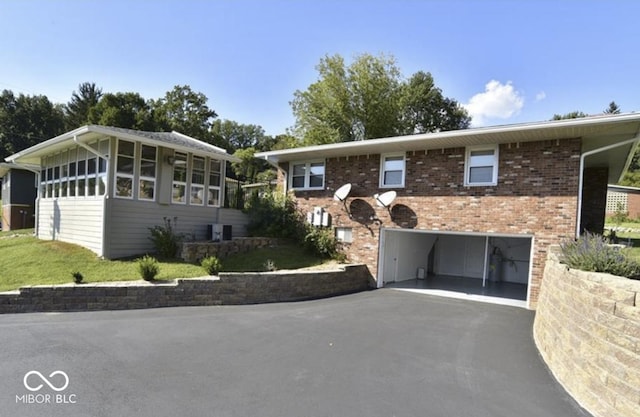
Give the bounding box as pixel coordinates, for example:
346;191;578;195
0;265;372;314
533;247;640;417
181;237;280;263
289;139;582;306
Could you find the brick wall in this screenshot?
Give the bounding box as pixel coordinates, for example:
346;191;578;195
533;248;640;417
288;139;582;306
628;193;640;219
0;265;373;314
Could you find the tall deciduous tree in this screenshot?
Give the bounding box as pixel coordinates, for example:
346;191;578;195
0;90;65;160
291;53;470;145
210;119;272;152
400;71;470;133
88;92;155;130
151;85;217;140
64;82;102;129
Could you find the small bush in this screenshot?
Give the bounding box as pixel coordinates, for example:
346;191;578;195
560;233;640;279
149;217;182;259
263;259;277;272
303;226;339;259
138;255;160;281
71;271;83;284
201;256;222;275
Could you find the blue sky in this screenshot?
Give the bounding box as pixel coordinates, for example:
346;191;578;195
1;0;638;136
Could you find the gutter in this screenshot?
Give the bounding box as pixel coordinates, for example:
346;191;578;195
576;134;640;238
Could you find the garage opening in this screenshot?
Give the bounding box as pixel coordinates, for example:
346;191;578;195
378;229;532;307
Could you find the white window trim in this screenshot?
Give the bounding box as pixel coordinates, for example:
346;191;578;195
114;139;135;200
289;160;325;190
379;153;406;188
465;145;499;186
189;155;206;206
207;159;222;207
172;152;188;205
138;144;157;202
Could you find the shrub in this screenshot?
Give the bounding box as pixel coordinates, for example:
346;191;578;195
303;225;339;259
560;233;640;279
137;255;160;281
71;271;83;284
149;217;182;259
201;256;222;275
263;259;277;272
245;191;305;239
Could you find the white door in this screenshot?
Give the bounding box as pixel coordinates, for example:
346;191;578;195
382;231;399;284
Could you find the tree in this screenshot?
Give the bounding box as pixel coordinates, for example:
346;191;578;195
151;85;216;140
64;82;102;129
400;71;470;133
210;119;272;152
551;111;589;120
604;101;621;114
231;147;272;182
88;92;155;130
0;90;65;160
291;53;470;145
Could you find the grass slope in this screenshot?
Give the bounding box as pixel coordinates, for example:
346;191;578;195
0;230;328;292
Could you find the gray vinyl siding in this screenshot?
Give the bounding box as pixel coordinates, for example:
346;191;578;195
218;208;249;237
104;199;249;259
37;198;105;256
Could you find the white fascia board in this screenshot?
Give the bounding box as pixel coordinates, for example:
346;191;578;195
255;112;640;163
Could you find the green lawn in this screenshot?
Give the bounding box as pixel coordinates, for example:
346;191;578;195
0;230;328;292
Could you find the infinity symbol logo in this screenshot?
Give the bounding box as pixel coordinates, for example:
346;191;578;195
23;371;69;392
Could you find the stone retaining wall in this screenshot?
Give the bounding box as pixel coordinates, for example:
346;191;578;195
180;237;280;263
0;265;373;314
533;247;640;417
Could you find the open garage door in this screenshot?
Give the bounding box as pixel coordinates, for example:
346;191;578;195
378;229;532;307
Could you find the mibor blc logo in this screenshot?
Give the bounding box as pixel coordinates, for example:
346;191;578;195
16;370;77;405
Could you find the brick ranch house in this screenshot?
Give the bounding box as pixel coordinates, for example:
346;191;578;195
257;113;640;309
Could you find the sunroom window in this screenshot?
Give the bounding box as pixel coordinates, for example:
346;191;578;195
190;156;205;205
115;139;135;198
465;145;499;186
138;144;157;201
208;159;222;207
172;152;188;204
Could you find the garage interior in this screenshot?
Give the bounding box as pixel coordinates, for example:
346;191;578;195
379;229;532;305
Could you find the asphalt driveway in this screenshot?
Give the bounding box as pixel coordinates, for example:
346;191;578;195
0;290;589;417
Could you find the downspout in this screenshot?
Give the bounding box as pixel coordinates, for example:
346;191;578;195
576;134;640;238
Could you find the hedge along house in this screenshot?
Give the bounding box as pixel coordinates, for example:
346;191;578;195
0;163;37;231
5;125;245;259
256;113;640;308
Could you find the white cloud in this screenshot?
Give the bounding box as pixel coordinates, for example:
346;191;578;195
464;80;524;126
535;91;546;101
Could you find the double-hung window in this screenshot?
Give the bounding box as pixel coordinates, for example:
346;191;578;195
139;145;157;201
207;159;222;207
380;153;405;188
172;152;188;204
290;161;325;190
190;156;205;205
115;139;135;198
465;145;499;186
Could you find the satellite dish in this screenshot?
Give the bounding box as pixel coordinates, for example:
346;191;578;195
334;183;352;202
374;190;397;208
